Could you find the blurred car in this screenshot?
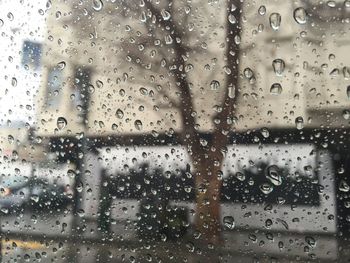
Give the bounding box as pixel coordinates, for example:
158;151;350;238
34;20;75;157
0;176;71;212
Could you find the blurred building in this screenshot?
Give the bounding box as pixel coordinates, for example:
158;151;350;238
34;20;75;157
34;0;350;140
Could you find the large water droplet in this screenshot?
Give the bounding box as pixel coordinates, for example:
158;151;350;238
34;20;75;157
258;5;266;16
266;165;282;186
223;216;235;230
269;13;281;31
295;116;304;130
270;83;282;95
327;1;336;8
272;59;285;76
293;7;307;24
339;180;350;192
134;120;143;131
343;110;350;120
11;77;17;87
116;109;124;119
260;183;273;194
57;117;67;130
305;236;317;248
92;0;103;12
161;9;171;20
243;68;254;79
210;80;220;90
343;67;350;80
228;13;237;24
57;61;66;70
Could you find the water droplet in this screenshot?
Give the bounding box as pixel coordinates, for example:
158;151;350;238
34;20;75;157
228;13;237;24
295;116;304;130
270;83;282;95
243;68;254;79
347;86;350;98
272;59;285;76
116;109;124;119
7;12;14;21
223;216;235;230
269;13;281;31
343;67;350;80
11;77;17;87
339;180;350;192
161;9;171;20
260;183;273;194
258;5;266;16
345;0;350;8
92;0;103;12
330;68;339;77
293;7;307;24
165;35;173;44
134;120;143;131
305;236;317;248
343;110;350;120
0;19;4;27
57;117;67;130
260;127;270;138
57;61;66;70
276;218;289;230
266;165;282;186
327;1;336;8
210;80;220;90
265;219;273;228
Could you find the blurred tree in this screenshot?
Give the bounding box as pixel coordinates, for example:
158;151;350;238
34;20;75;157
115;0;242;243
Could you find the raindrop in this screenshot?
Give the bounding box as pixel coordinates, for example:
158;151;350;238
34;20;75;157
243;68;254;79
269;13;281;31
57;117;67;130
270;83;282;95
266;165;282;186
223;216;235;230
258;5;266;16
92;0;103;12
0;19;3;27
272;59;285;76
347;86;350;98
276;218;289;230
96;80;103;88
343;110;350;120
134;120;143;131
343;67;350;79
228;13;237;24
116;109;124;119
11;77;17;87
7;12;14;21
165;35;173;44
260;127;270;138
210;80;220;90
330;68;339;77
265;219;273;228
305;236;317;248
345;1;350;8
293;7;307;24
339;180;350;192
295;116;304;130
260;183;273;194
57;61;66;70
161;9;171;20
327;1;336;8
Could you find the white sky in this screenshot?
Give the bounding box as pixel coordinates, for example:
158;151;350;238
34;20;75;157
0;0;47;127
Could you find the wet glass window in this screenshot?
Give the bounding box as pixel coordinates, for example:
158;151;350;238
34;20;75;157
1;0;350;262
